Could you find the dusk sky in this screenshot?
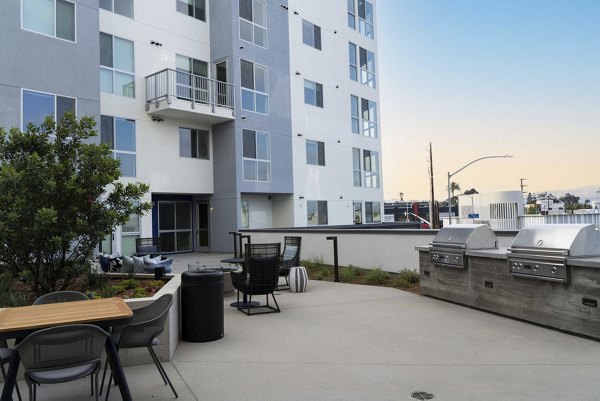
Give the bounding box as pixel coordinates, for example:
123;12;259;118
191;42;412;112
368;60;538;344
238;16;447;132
377;0;599;201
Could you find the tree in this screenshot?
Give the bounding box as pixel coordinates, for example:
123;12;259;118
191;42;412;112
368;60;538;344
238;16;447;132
559;193;580;210
463;188;479;195
447;182;461;205
0;114;151;297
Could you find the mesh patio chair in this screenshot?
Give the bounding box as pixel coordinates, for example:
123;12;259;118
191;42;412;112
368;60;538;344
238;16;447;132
277;236;302;291
33;291;89;305
1;339;23;401
231;243;282;315
100;294;177;399
14;324;109;401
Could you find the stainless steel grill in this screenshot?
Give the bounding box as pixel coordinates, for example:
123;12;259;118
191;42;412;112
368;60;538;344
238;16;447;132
430;224;498;268
508;224;600;283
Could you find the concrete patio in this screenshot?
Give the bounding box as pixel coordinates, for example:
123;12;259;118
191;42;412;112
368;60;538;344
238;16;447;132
8;274;600;400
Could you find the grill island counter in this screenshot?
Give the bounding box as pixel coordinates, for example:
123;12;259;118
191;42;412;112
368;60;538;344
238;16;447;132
418;224;600;339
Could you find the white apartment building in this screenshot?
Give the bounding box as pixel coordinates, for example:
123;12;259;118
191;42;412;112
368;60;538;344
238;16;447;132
2;0;383;254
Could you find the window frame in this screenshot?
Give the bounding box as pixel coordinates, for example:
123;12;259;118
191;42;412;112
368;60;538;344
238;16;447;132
363;149;379;188
361;97;377;138
347;0;356;29
365;201;381;223
349;43;376;88
304;79;323;108
99;0;134;18
242;129;271;182
353;201;362;224
240;59;269;114
100;115;137;177
158;200;193;253
239;0;267;48
100;32;135;98
22;0;76;42
179;127;210;160
357;0;375;39
176;0;206;22
352;147;362;187
307;200;328;226
302;19;321;50
21;88;76;131
306;140;325;166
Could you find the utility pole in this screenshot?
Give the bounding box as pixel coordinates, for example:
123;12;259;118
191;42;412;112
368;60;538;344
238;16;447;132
520;178;527;214
428;142;438;228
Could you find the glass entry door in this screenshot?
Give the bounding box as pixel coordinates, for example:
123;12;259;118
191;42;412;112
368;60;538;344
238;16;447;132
158;201;192;252
196;202;210;252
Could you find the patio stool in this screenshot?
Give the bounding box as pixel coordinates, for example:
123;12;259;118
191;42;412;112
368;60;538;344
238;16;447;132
288;266;308;293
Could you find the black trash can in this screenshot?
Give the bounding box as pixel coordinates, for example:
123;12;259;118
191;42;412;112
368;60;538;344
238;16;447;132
181;270;224;342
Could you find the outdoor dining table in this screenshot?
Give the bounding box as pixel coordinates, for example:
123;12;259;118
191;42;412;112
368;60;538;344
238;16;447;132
0;297;134;401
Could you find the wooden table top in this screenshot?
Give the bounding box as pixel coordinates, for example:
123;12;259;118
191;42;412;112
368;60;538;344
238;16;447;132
0;297;133;333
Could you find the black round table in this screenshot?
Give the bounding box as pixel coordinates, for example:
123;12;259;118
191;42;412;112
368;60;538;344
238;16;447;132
220;258;260;308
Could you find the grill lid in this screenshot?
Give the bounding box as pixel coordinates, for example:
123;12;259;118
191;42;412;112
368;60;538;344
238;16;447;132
431;224;498;249
509;224;600;257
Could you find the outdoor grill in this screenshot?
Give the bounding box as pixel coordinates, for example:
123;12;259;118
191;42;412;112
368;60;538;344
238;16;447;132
507;224;600;283
429;224;498;268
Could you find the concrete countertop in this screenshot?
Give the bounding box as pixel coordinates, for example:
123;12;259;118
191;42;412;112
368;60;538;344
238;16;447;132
568;257;600;268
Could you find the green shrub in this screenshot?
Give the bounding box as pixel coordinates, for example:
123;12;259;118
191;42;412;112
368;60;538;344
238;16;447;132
121;278;138;290
365;267;389;285
85;268;109;290
394;269;420;288
0;273;29;307
133;287;147;298
339;265;361;283
100;285;124;298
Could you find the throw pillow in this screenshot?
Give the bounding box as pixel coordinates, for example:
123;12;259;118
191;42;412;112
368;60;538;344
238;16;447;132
109;257;122;272
121;256;134;274
144;255;162;265
132;255;146;273
99;255;110;272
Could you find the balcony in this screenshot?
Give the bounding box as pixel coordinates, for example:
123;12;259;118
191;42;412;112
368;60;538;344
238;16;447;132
145;69;235;124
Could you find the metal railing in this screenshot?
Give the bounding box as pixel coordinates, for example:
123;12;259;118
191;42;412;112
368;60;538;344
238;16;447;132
145;68;234;111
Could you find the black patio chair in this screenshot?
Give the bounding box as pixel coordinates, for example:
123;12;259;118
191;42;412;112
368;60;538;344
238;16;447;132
277;236;302;291
100;294;178;399
231;243;281;315
1;339;22;401
15;324;109;401
33;291;89;305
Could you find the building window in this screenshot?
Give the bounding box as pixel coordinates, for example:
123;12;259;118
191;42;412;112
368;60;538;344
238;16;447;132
176;55;209;102
241;200;249;228
352;147;362;187
307;201;328;226
241;59;268;114
349;43;376;88
22;0;75;42
100;33;135;98
350;95;359;134
179;128;209;159
121;204;140;256
353;201;362;224
306;140;325;166
101;115;136;177
347;0;374;38
347;0;355;29
358;0;374;38
176;0;206;21
363;150;379;188
302;20;321;50
239;0;266;47
243;129;270;181
304;80;323;108
361;97;377;137
365;201;381;223
158;201;193;252
22;89;75;130
100;0;133;18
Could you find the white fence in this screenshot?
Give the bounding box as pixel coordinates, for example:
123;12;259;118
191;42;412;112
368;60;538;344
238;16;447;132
242;229;517;272
457;213;600;231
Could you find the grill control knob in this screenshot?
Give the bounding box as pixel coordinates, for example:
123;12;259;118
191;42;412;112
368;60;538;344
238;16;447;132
534;265;539;272
551;267;557;274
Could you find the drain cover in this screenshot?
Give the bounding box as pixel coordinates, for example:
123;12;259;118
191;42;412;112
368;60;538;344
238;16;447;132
410;391;434;400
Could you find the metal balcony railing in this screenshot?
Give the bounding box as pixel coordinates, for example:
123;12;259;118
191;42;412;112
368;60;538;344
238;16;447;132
145;68;235;111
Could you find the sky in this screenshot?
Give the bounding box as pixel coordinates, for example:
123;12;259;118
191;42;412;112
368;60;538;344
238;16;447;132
377;0;600;201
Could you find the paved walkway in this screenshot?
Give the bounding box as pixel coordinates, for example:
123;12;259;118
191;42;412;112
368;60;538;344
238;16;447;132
9;276;600;401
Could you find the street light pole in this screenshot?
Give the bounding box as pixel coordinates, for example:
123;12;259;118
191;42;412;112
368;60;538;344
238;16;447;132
447;155;513;225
